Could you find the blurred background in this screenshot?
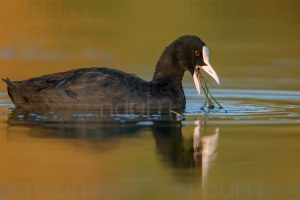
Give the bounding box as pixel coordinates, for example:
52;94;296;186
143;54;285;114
0;0;299;90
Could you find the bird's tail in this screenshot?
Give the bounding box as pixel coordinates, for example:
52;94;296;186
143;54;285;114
2;78;14;86
2;78;18;104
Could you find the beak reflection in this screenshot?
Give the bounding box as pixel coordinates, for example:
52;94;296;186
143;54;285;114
193;120;219;183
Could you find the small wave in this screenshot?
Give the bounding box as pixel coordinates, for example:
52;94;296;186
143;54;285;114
1;88;300;125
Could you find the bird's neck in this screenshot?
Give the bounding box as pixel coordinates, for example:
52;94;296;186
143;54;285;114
150;55;186;108
149;48;186;109
152;66;184;85
151;49;185;86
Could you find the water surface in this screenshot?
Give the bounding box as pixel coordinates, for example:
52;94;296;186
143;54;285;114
0;87;299;200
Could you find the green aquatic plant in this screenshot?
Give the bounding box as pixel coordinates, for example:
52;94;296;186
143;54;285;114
191;47;222;111
195;69;223;110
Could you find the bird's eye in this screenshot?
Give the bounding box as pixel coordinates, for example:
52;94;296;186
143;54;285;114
194;50;200;57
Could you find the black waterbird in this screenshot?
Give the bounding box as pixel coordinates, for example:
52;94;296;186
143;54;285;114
3;35;220;110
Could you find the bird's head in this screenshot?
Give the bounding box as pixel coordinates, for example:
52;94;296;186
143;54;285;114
173;35;220;94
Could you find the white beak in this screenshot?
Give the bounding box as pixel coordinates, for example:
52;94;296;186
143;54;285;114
193;72;202;94
193;46;220;94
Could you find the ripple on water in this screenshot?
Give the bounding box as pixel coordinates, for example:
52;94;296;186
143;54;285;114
184;89;300;124
0;89;299;125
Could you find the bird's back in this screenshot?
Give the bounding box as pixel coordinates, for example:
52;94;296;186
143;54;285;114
4;67;149;109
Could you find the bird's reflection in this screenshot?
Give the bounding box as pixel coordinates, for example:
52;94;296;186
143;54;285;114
152;121;194;168
193;120;219;183
7;109;219;181
152;120;219;181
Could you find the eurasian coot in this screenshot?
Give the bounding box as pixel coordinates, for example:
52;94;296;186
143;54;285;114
3;35;219;110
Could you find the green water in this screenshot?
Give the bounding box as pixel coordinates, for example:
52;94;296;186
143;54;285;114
0;0;300;199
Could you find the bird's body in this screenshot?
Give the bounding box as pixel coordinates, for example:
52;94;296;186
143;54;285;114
4;67;185;109
3;35;219;110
